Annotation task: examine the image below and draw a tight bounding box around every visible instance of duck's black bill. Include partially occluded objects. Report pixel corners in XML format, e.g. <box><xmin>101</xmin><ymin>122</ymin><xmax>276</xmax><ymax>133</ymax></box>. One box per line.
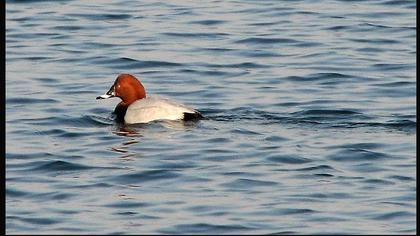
<box><xmin>96</xmin><ymin>85</ymin><xmax>115</xmax><ymax>100</ymax></box>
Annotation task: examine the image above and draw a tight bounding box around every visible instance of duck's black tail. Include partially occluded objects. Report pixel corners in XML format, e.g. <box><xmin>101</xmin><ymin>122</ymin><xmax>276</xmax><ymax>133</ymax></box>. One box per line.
<box><xmin>183</xmin><ymin>111</ymin><xmax>205</xmax><ymax>121</ymax></box>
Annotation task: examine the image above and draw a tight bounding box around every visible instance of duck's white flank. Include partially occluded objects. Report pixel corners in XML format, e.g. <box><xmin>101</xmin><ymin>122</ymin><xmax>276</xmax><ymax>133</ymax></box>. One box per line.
<box><xmin>125</xmin><ymin>96</ymin><xmax>197</xmax><ymax>124</ymax></box>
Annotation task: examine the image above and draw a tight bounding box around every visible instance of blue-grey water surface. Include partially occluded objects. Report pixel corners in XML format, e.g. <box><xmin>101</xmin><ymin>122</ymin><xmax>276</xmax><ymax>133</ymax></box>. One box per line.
<box><xmin>6</xmin><ymin>0</ymin><xmax>416</xmax><ymax>234</ymax></box>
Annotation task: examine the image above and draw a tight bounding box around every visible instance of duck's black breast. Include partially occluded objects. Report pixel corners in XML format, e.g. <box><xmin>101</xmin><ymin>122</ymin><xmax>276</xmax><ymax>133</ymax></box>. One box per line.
<box><xmin>114</xmin><ymin>102</ymin><xmax>128</xmax><ymax>123</ymax></box>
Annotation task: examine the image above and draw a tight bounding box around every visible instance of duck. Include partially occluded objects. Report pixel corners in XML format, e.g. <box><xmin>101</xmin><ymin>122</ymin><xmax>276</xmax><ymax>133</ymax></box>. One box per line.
<box><xmin>96</xmin><ymin>74</ymin><xmax>203</xmax><ymax>124</ymax></box>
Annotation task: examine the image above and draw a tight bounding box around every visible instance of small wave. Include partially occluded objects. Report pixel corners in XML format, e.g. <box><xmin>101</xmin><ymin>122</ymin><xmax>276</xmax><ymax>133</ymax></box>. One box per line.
<box><xmin>163</xmin><ymin>32</ymin><xmax>229</xmax><ymax>39</ymax></box>
<box><xmin>6</xmin><ymin>187</ymin><xmax>29</xmax><ymax>197</ymax></box>
<box><xmin>327</xmin><ymin>148</ymin><xmax>389</xmax><ymax>162</ymax></box>
<box><xmin>7</xmin><ymin>216</ymin><xmax>60</xmax><ymax>225</ymax></box>
<box><xmin>204</xmin><ymin>62</ymin><xmax>269</xmax><ymax>69</ymax></box>
<box><xmin>330</xmin><ymin>142</ymin><xmax>385</xmax><ymax>150</ymax></box>
<box><xmin>159</xmin><ymin>223</ymin><xmax>254</xmax><ymax>234</ymax></box>
<box><xmin>267</xmin><ymin>231</ymin><xmax>298</xmax><ymax>235</ymax></box>
<box><xmin>53</xmin><ymin>129</ymin><xmax>98</xmax><ymax>138</ymax></box>
<box><xmin>356</xmin><ymin>47</ymin><xmax>385</xmax><ymax>53</ymax></box>
<box><xmin>387</xmin><ymin>175</ymin><xmax>415</xmax><ymax>182</ymax></box>
<box><xmin>65</xmin><ymin>182</ymin><xmax>114</xmax><ymax>189</ymax></box>
<box><xmin>231</xmin><ymin>128</ymin><xmax>262</xmax><ymax>135</ymax></box>
<box><xmin>22</xmin><ymin>56</ymin><xmax>54</xmax><ymax>61</ymax></box>
<box><xmin>199</xmin><ymin>47</ymin><xmax>236</xmax><ymax>52</ymax></box>
<box><xmin>264</xmin><ymin>135</ymin><xmax>289</xmax><ymax>142</ymax></box>
<box><xmin>7</xmin><ymin>0</ymin><xmax>69</xmax><ymax>2</ymax></box>
<box><xmin>51</xmin><ymin>25</ymin><xmax>83</xmax><ymax>31</ymax></box>
<box><xmin>293</xmin><ymin>164</ymin><xmax>337</xmax><ymax>172</ymax></box>
<box><xmin>7</xmin><ymin>97</ymin><xmax>59</xmax><ymax>105</ymax></box>
<box><xmin>283</xmin><ymin>72</ymin><xmax>363</xmax><ymax>84</ymax></box>
<box><xmin>152</xmin><ymin>161</ymin><xmax>197</xmax><ymax>170</ymax></box>
<box><xmin>67</xmin><ymin>13</ymin><xmax>132</xmax><ymax>20</ymax></box>
<box><xmin>104</xmin><ymin>201</ymin><xmax>150</xmax><ymax>209</ymax></box>
<box><xmin>83</xmin><ymin>115</ymin><xmax>114</xmax><ymax>126</ymax></box>
<box><xmin>372</xmin><ymin>63</ymin><xmax>413</xmax><ymax>71</ymax></box>
<box><xmin>239</xmin><ymin>50</ymin><xmax>283</xmax><ymax>58</ymax></box>
<box><xmin>221</xmin><ymin>178</ymin><xmax>278</xmax><ymax>189</ymax></box>
<box><xmin>349</xmin><ymin>162</ymin><xmax>388</xmax><ymax>173</ymax></box>
<box><xmin>371</xmin><ymin>211</ymin><xmax>415</xmax><ymax>220</ymax></box>
<box><xmin>379</xmin><ymin>0</ymin><xmax>415</xmax><ymax>7</ymax></box>
<box><xmin>92</xmin><ymin>57</ymin><xmax>183</xmax><ymax>69</ymax></box>
<box><xmin>189</xmin><ymin>20</ymin><xmax>226</xmax><ymax>25</ymax></box>
<box><xmin>248</xmin><ymin>21</ymin><xmax>283</xmax><ymax>26</ymax></box>
<box><xmin>176</xmin><ymin>68</ymin><xmax>238</xmax><ymax>77</ymax></box>
<box><xmin>291</xmin><ymin>192</ymin><xmax>352</xmax><ymax>200</ymax></box>
<box><xmin>9</xmin><ymin>32</ymin><xmax>63</xmax><ymax>42</ymax></box>
<box><xmin>373</xmin><ymin>81</ymin><xmax>415</xmax><ymax>87</ymax></box>
<box><xmin>15</xmin><ymin>114</ymin><xmax>114</xmax><ymax>128</ymax></box>
<box><xmin>34</xmin><ymin>77</ymin><xmax>59</xmax><ymax>84</ymax></box>
<box><xmin>6</xmin><ymin>152</ymin><xmax>55</xmax><ymax>160</ymax></box>
<box><xmin>290</xmin><ymin>109</ymin><xmax>372</xmax><ymax>124</ymax></box>
<box><xmin>362</xmin><ymin>178</ymin><xmax>394</xmax><ymax>185</ymax></box>
<box><xmin>266</xmin><ymin>154</ymin><xmax>312</xmax><ymax>164</ymax></box>
<box><xmin>109</xmin><ymin>169</ymin><xmax>181</xmax><ymax>185</ymax></box>
<box><xmin>31</xmin><ymin>191</ymin><xmax>76</xmax><ymax>200</ymax></box>
<box><xmin>259</xmin><ymin>208</ymin><xmax>317</xmax><ymax>216</ymax></box>
<box><xmin>383</xmin><ymin>119</ymin><xmax>416</xmax><ymax>130</ymax></box>
<box><xmin>30</xmin><ymin>160</ymin><xmax>94</xmax><ymax>172</ymax></box>
<box><xmin>236</xmin><ymin>37</ymin><xmax>300</xmax><ymax>45</ymax></box>
<box><xmin>344</xmin><ymin>120</ymin><xmax>416</xmax><ymax>133</ymax></box>
<box><xmin>349</xmin><ymin>38</ymin><xmax>400</xmax><ymax>44</ymax></box>
<box><xmin>324</xmin><ymin>25</ymin><xmax>352</xmax><ymax>31</ymax></box>
<box><xmin>292</xmin><ymin>109</ymin><xmax>362</xmax><ymax>117</ymax></box>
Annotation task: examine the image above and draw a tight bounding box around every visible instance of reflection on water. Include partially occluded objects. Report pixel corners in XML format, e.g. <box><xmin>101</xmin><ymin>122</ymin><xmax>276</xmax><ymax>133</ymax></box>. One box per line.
<box><xmin>110</xmin><ymin>120</ymin><xmax>202</xmax><ymax>156</ymax></box>
<box><xmin>112</xmin><ymin>125</ymin><xmax>143</xmax><ymax>137</ymax></box>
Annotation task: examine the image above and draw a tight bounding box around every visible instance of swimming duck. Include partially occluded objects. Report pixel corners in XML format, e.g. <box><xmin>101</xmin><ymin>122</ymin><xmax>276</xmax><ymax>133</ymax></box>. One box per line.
<box><xmin>97</xmin><ymin>74</ymin><xmax>203</xmax><ymax>124</ymax></box>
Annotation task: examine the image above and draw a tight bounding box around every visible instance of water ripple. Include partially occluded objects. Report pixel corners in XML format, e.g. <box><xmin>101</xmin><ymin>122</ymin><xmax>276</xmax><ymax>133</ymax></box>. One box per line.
<box><xmin>327</xmin><ymin>148</ymin><xmax>389</xmax><ymax>162</ymax></box>
<box><xmin>29</xmin><ymin>160</ymin><xmax>95</xmax><ymax>172</ymax></box>
<box><xmin>159</xmin><ymin>223</ymin><xmax>255</xmax><ymax>234</ymax></box>
<box><xmin>266</xmin><ymin>154</ymin><xmax>313</xmax><ymax>164</ymax></box>
<box><xmin>108</xmin><ymin>170</ymin><xmax>181</xmax><ymax>185</ymax></box>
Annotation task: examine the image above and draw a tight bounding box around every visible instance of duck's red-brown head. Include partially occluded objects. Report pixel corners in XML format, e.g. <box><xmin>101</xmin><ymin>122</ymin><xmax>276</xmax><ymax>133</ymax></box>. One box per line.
<box><xmin>97</xmin><ymin>74</ymin><xmax>146</xmax><ymax>105</ymax></box>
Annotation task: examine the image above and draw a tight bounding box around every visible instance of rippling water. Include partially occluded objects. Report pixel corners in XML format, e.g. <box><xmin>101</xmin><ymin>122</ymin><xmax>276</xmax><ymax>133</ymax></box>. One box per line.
<box><xmin>6</xmin><ymin>0</ymin><xmax>416</xmax><ymax>234</ymax></box>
